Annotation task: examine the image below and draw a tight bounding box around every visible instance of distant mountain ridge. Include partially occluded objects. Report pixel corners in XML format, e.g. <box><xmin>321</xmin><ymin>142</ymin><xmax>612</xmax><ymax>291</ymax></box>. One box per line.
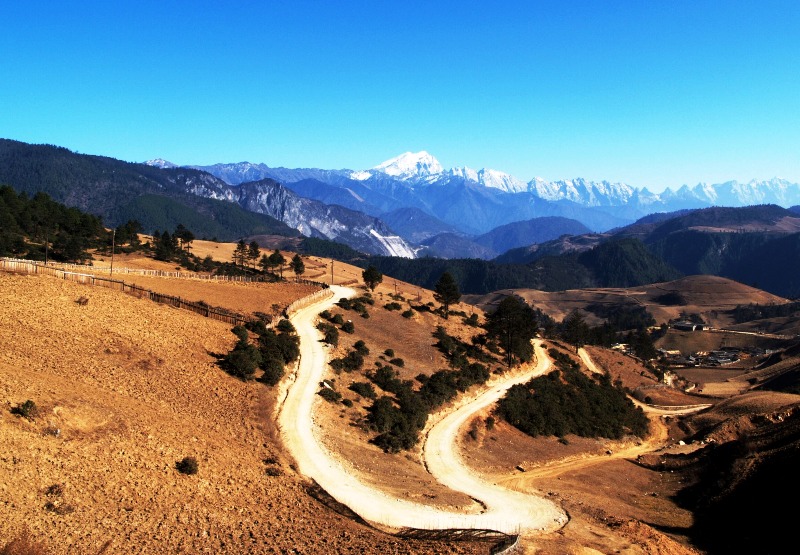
<box><xmin>179</xmin><ymin>151</ymin><xmax>800</xmax><ymax>213</ymax></box>
<box><xmin>174</xmin><ymin>152</ymin><xmax>800</xmax><ymax>238</ymax></box>
<box><xmin>0</xmin><ymin>139</ymin><xmax>413</xmax><ymax>257</ymax></box>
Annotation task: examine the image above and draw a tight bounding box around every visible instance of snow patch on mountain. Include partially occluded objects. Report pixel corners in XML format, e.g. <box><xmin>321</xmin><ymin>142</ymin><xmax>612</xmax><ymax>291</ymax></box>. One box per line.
<box><xmin>350</xmin><ymin>170</ymin><xmax>373</xmax><ymax>181</ymax></box>
<box><xmin>527</xmin><ymin>178</ymin><xmax>636</xmax><ymax>206</ymax></box>
<box><xmin>369</xmin><ymin>230</ymin><xmax>416</xmax><ymax>258</ymax></box>
<box><xmin>373</xmin><ymin>151</ymin><xmax>443</xmax><ymax>181</ymax></box>
<box><xmin>145</xmin><ymin>158</ymin><xmax>177</xmax><ymax>169</ymax></box>
<box><xmin>451</xmin><ymin>167</ymin><xmax>527</xmax><ymax>193</ymax></box>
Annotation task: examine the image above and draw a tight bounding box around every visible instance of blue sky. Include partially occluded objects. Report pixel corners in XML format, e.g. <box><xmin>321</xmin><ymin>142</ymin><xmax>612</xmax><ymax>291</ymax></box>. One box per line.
<box><xmin>2</xmin><ymin>1</ymin><xmax>798</xmax><ymax>191</ymax></box>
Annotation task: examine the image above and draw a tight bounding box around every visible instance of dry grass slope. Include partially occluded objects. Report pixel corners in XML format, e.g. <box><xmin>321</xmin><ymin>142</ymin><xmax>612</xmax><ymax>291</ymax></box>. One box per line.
<box><xmin>0</xmin><ymin>271</ymin><xmax>482</xmax><ymax>555</ymax></box>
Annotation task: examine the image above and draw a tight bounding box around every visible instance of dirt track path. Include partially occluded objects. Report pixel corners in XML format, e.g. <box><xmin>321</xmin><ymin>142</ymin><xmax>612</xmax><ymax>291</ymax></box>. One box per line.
<box><xmin>278</xmin><ymin>286</ymin><xmax>566</xmax><ymax>534</ymax></box>
<box><xmin>421</xmin><ymin>339</ymin><xmax>567</xmax><ymax>533</ymax></box>
<box><xmin>491</xmin><ymin>348</ymin><xmax>711</xmax><ymax>489</ymax></box>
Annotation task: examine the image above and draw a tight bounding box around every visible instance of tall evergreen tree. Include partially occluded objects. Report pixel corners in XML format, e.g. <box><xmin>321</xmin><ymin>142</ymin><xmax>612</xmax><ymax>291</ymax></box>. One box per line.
<box><xmin>433</xmin><ymin>271</ymin><xmax>461</xmax><ymax>319</ymax></box>
<box><xmin>561</xmin><ymin>310</ymin><xmax>590</xmax><ymax>353</ymax></box>
<box><xmin>290</xmin><ymin>253</ymin><xmax>305</xmax><ymax>278</ymax></box>
<box><xmin>248</xmin><ymin>241</ymin><xmax>261</xmax><ymax>268</ymax></box>
<box><xmin>233</xmin><ymin>239</ymin><xmax>249</xmax><ymax>267</ymax></box>
<box><xmin>268</xmin><ymin>249</ymin><xmax>285</xmax><ymax>278</ymax></box>
<box><xmin>485</xmin><ymin>295</ymin><xmax>538</xmax><ymax>367</ymax></box>
<box><xmin>362</xmin><ymin>265</ymin><xmax>383</xmax><ymax>291</ymax></box>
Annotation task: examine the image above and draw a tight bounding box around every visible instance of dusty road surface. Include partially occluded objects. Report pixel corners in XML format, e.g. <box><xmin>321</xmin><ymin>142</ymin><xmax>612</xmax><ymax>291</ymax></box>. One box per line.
<box><xmin>278</xmin><ymin>286</ymin><xmax>566</xmax><ymax>534</ymax></box>
<box><xmin>422</xmin><ymin>339</ymin><xmax>567</xmax><ymax>534</ymax></box>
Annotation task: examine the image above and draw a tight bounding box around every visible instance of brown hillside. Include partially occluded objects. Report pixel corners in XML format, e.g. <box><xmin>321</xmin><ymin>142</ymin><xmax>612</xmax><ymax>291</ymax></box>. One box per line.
<box><xmin>466</xmin><ymin>275</ymin><xmax>788</xmax><ymax>328</ymax></box>
<box><xmin>0</xmin><ymin>272</ymin><xmax>481</xmax><ymax>555</ymax></box>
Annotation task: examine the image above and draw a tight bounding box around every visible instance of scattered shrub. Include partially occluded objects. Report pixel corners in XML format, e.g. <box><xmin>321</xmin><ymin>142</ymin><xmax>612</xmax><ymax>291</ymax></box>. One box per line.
<box><xmin>45</xmin><ymin>484</ymin><xmax>63</xmax><ymax>497</ymax></box>
<box><xmin>223</xmin><ymin>341</ymin><xmax>262</xmax><ymax>380</ymax></box>
<box><xmin>259</xmin><ymin>356</ymin><xmax>285</xmax><ymax>386</ymax></box>
<box><xmin>349</xmin><ymin>381</ymin><xmax>377</xmax><ymax>399</ymax></box>
<box><xmin>330</xmin><ymin>351</ymin><xmax>364</xmax><ymax>372</ymax></box>
<box><xmin>11</xmin><ymin>400</ymin><xmax>39</xmax><ymax>419</ymax></box>
<box><xmin>317</xmin><ymin>322</ymin><xmax>339</xmax><ymax>346</ymax></box>
<box><xmin>401</xmin><ymin>309</ymin><xmax>414</xmax><ymax>318</ymax></box>
<box><xmin>264</xmin><ymin>466</ymin><xmax>283</xmax><ymax>477</ymax></box>
<box><xmin>332</xmin><ymin>314</ymin><xmax>344</xmax><ymax>325</ymax></box>
<box><xmin>384</xmin><ymin>348</ymin><xmax>395</xmax><ymax>357</ymax></box>
<box><xmin>388</xmin><ymin>357</ymin><xmax>405</xmax><ymax>367</ymax></box>
<box><xmin>341</xmin><ymin>321</ymin><xmax>355</xmax><ymax>333</ymax></box>
<box><xmin>276</xmin><ymin>319</ymin><xmax>296</xmax><ymax>333</ymax></box>
<box><xmin>318</xmin><ymin>388</ymin><xmax>342</xmax><ymax>403</ymax></box>
<box><xmin>231</xmin><ymin>325</ymin><xmax>249</xmax><ymax>342</ymax></box>
<box><xmin>342</xmin><ymin>399</ymin><xmax>353</xmax><ymax>407</ymax></box>
<box><xmin>176</xmin><ymin>456</ymin><xmax>199</xmax><ymax>475</ymax></box>
<box><xmin>486</xmin><ymin>416</ymin><xmax>495</xmax><ymax>430</ymax></box>
<box><xmin>384</xmin><ymin>302</ymin><xmax>402</xmax><ymax>311</ymax></box>
<box><xmin>353</xmin><ymin>340</ymin><xmax>369</xmax><ymax>355</ymax></box>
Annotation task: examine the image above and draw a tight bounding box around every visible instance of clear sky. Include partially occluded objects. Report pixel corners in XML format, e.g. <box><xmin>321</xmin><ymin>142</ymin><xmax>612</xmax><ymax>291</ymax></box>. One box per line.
<box><xmin>2</xmin><ymin>1</ymin><xmax>799</xmax><ymax>191</ymax></box>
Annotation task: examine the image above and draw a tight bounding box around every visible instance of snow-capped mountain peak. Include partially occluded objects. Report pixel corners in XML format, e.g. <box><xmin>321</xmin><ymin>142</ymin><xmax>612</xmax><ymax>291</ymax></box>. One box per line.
<box><xmin>373</xmin><ymin>151</ymin><xmax>443</xmax><ymax>180</ymax></box>
<box><xmin>145</xmin><ymin>158</ymin><xmax>178</xmax><ymax>169</ymax></box>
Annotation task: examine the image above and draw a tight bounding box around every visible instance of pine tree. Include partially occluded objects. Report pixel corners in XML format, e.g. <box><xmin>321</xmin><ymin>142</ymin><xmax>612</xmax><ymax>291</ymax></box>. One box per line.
<box><xmin>268</xmin><ymin>249</ymin><xmax>285</xmax><ymax>278</ymax></box>
<box><xmin>362</xmin><ymin>265</ymin><xmax>383</xmax><ymax>291</ymax></box>
<box><xmin>433</xmin><ymin>271</ymin><xmax>461</xmax><ymax>319</ymax></box>
<box><xmin>290</xmin><ymin>253</ymin><xmax>305</xmax><ymax>278</ymax></box>
<box><xmin>248</xmin><ymin>241</ymin><xmax>261</xmax><ymax>268</ymax></box>
<box><xmin>233</xmin><ymin>239</ymin><xmax>248</xmax><ymax>267</ymax></box>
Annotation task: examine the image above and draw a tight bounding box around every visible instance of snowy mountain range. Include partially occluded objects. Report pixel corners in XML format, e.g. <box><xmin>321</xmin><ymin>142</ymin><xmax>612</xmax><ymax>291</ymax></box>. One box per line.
<box><xmin>154</xmin><ymin>151</ymin><xmax>800</xmax><ymax>214</ymax></box>
<box><xmin>146</xmin><ymin>151</ymin><xmax>800</xmax><ymax>255</ymax></box>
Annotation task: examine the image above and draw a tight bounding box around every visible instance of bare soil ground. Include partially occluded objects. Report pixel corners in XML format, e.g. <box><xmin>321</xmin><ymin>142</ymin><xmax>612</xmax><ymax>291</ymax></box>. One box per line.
<box><xmin>5</xmin><ymin>245</ymin><xmax>797</xmax><ymax>555</ymax></box>
<box><xmin>0</xmin><ymin>272</ymin><xmax>483</xmax><ymax>555</ymax></box>
<box><xmin>465</xmin><ymin>275</ymin><xmax>788</xmax><ymax>328</ymax></box>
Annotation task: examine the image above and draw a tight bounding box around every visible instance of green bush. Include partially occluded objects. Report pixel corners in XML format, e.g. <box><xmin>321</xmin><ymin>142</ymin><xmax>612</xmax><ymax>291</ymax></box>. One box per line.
<box><xmin>318</xmin><ymin>388</ymin><xmax>342</xmax><ymax>403</ymax></box>
<box><xmin>384</xmin><ymin>348</ymin><xmax>395</xmax><ymax>357</ymax></box>
<box><xmin>176</xmin><ymin>456</ymin><xmax>199</xmax><ymax>475</ymax></box>
<box><xmin>332</xmin><ymin>314</ymin><xmax>344</xmax><ymax>325</ymax></box>
<box><xmin>259</xmin><ymin>356</ymin><xmax>285</xmax><ymax>386</ymax></box>
<box><xmin>317</xmin><ymin>322</ymin><xmax>339</xmax><ymax>346</ymax></box>
<box><xmin>330</xmin><ymin>351</ymin><xmax>364</xmax><ymax>372</ymax></box>
<box><xmin>276</xmin><ymin>319</ymin><xmax>296</xmax><ymax>334</ymax></box>
<box><xmin>341</xmin><ymin>321</ymin><xmax>355</xmax><ymax>333</ymax></box>
<box><xmin>11</xmin><ymin>399</ymin><xmax>38</xmax><ymax>419</ymax></box>
<box><xmin>401</xmin><ymin>309</ymin><xmax>414</xmax><ymax>318</ymax></box>
<box><xmin>349</xmin><ymin>381</ymin><xmax>377</xmax><ymax>399</ymax></box>
<box><xmin>353</xmin><ymin>340</ymin><xmax>369</xmax><ymax>355</ymax></box>
<box><xmin>384</xmin><ymin>302</ymin><xmax>402</xmax><ymax>311</ymax></box>
<box><xmin>388</xmin><ymin>357</ymin><xmax>404</xmax><ymax>367</ymax></box>
<box><xmin>223</xmin><ymin>341</ymin><xmax>262</xmax><ymax>380</ymax></box>
<box><xmin>231</xmin><ymin>325</ymin><xmax>249</xmax><ymax>341</ymax></box>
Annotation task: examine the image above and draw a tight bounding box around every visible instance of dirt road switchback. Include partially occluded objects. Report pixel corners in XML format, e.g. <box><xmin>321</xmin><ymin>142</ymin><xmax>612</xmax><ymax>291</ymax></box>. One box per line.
<box><xmin>278</xmin><ymin>286</ymin><xmax>566</xmax><ymax>535</ymax></box>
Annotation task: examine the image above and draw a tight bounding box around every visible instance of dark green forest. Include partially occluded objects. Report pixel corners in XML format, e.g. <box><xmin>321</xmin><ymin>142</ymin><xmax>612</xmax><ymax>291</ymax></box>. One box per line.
<box><xmin>497</xmin><ymin>348</ymin><xmax>649</xmax><ymax>439</ymax></box>
<box><xmin>0</xmin><ymin>185</ymin><xmax>106</xmax><ymax>262</ymax></box>
<box><xmin>0</xmin><ymin>139</ymin><xmax>296</xmax><ymax>242</ymax></box>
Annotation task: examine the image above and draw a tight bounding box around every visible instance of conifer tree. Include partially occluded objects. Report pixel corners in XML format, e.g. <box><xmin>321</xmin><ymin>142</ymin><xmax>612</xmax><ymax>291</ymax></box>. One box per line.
<box><xmin>433</xmin><ymin>271</ymin><xmax>461</xmax><ymax>319</ymax></box>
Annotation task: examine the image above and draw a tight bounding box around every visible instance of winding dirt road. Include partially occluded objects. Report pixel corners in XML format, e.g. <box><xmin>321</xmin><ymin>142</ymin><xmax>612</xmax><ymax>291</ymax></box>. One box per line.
<box><xmin>278</xmin><ymin>285</ymin><xmax>566</xmax><ymax>534</ymax></box>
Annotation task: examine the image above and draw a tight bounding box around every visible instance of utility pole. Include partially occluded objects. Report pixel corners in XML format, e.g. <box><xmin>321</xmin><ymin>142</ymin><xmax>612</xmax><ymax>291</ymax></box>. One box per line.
<box><xmin>330</xmin><ymin>261</ymin><xmax>334</xmax><ymax>286</ymax></box>
<box><xmin>110</xmin><ymin>229</ymin><xmax>115</xmax><ymax>276</ymax></box>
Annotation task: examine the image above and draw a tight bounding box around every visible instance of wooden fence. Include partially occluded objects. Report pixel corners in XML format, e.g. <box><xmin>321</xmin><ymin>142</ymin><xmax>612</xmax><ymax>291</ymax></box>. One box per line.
<box><xmin>284</xmin><ymin>288</ymin><xmax>335</xmax><ymax>318</ymax></box>
<box><xmin>0</xmin><ymin>257</ymin><xmax>255</xmax><ymax>327</ymax></box>
<box><xmin>35</xmin><ymin>259</ymin><xmax>331</xmax><ymax>288</ymax></box>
